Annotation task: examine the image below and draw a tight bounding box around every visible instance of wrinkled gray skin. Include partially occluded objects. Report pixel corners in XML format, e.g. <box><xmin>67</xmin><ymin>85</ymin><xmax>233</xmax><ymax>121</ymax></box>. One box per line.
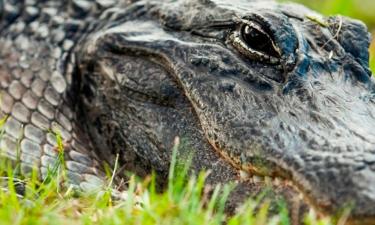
<box><xmin>1</xmin><ymin>0</ymin><xmax>375</xmax><ymax>223</ymax></box>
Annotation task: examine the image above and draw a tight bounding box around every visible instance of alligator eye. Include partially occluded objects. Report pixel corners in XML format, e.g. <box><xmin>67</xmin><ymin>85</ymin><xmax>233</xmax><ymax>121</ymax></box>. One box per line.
<box><xmin>232</xmin><ymin>22</ymin><xmax>281</xmax><ymax>63</ymax></box>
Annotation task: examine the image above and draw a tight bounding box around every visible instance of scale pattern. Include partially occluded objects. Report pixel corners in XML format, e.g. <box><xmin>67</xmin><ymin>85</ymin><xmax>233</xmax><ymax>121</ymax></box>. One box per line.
<box><xmin>0</xmin><ymin>0</ymin><xmax>121</xmax><ymax>190</ymax></box>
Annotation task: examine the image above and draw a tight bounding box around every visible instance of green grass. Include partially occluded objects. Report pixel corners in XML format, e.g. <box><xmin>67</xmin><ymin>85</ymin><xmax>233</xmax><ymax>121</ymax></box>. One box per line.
<box><xmin>370</xmin><ymin>42</ymin><xmax>375</xmax><ymax>73</ymax></box>
<box><xmin>0</xmin><ymin>118</ymin><xmax>336</xmax><ymax>225</ymax></box>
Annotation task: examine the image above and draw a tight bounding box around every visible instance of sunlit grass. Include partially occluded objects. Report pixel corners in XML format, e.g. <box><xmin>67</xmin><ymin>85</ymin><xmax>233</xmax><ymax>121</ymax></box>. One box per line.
<box><xmin>0</xmin><ymin>150</ymin><xmax>276</xmax><ymax>225</ymax></box>
<box><xmin>370</xmin><ymin>40</ymin><xmax>375</xmax><ymax>74</ymax></box>
<box><xmin>0</xmin><ymin>116</ymin><xmax>335</xmax><ymax>225</ymax></box>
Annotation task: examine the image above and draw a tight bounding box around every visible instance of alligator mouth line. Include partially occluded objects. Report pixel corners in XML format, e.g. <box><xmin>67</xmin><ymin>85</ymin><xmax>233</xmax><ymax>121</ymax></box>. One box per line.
<box><xmin>203</xmin><ymin>129</ymin><xmax>375</xmax><ymax>225</ymax></box>
<box><xmin>238</xmin><ymin>169</ymin><xmax>294</xmax><ymax>188</ymax></box>
<box><xmin>205</xmin><ymin>138</ymin><xmax>341</xmax><ymax>219</ymax></box>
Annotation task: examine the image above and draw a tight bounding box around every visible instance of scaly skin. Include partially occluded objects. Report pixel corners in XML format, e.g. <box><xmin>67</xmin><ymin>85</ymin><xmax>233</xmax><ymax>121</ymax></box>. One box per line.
<box><xmin>1</xmin><ymin>0</ymin><xmax>375</xmax><ymax>223</ymax></box>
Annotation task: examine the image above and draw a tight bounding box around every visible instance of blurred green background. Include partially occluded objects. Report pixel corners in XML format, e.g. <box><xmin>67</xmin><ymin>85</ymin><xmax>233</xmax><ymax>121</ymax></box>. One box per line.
<box><xmin>280</xmin><ymin>0</ymin><xmax>375</xmax><ymax>73</ymax></box>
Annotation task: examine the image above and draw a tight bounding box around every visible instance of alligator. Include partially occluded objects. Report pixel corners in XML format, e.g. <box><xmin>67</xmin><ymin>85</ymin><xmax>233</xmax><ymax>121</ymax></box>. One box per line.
<box><xmin>1</xmin><ymin>0</ymin><xmax>375</xmax><ymax>223</ymax></box>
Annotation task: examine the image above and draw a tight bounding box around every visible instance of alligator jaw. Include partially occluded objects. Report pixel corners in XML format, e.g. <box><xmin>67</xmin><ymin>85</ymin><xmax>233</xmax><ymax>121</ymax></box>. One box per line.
<box><xmin>235</xmin><ymin>169</ymin><xmax>375</xmax><ymax>225</ymax></box>
<box><xmin>207</xmin><ymin>130</ymin><xmax>375</xmax><ymax>224</ymax></box>
<box><xmin>233</xmin><ymin>154</ymin><xmax>375</xmax><ymax>225</ymax></box>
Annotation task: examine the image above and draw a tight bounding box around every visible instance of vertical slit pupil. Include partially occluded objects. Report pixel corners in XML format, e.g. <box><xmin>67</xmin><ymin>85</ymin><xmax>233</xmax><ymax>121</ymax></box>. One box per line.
<box><xmin>241</xmin><ymin>25</ymin><xmax>279</xmax><ymax>57</ymax></box>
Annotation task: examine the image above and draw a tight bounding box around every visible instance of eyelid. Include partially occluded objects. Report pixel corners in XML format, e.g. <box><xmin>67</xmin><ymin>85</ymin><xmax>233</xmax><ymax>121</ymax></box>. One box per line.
<box><xmin>231</xmin><ymin>20</ymin><xmax>281</xmax><ymax>64</ymax></box>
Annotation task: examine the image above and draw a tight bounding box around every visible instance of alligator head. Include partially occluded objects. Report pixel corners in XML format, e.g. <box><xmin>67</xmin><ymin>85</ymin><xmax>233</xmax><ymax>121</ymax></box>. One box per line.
<box><xmin>78</xmin><ymin>0</ymin><xmax>375</xmax><ymax>223</ymax></box>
